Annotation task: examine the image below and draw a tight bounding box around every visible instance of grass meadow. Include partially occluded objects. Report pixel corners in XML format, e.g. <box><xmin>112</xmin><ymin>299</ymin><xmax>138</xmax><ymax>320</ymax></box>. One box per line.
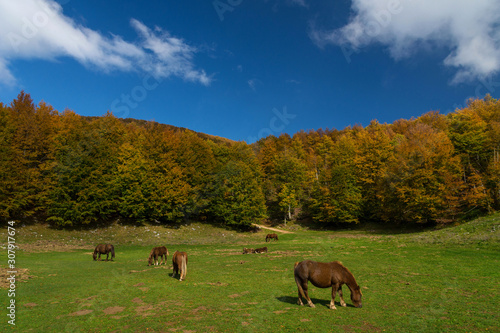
<box><xmin>2</xmin><ymin>214</ymin><xmax>499</xmax><ymax>332</ymax></box>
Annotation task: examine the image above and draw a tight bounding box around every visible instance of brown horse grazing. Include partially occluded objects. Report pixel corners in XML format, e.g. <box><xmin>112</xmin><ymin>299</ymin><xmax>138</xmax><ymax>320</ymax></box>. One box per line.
<box><xmin>294</xmin><ymin>260</ymin><xmax>362</xmax><ymax>310</ymax></box>
<box><xmin>172</xmin><ymin>251</ymin><xmax>188</xmax><ymax>281</ymax></box>
<box><xmin>254</xmin><ymin>246</ymin><xmax>268</xmax><ymax>254</ymax></box>
<box><xmin>148</xmin><ymin>246</ymin><xmax>169</xmax><ymax>266</ymax></box>
<box><xmin>242</xmin><ymin>248</ymin><xmax>255</xmax><ymax>254</ymax></box>
<box><xmin>265</xmin><ymin>233</ymin><xmax>278</xmax><ymax>242</ymax></box>
<box><xmin>93</xmin><ymin>244</ymin><xmax>115</xmax><ymax>261</ymax></box>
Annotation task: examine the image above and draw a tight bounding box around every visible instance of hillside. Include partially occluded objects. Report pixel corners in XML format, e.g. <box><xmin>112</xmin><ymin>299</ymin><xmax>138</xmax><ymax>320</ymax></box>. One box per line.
<box><xmin>1</xmin><ymin>92</ymin><xmax>499</xmax><ymax>229</ymax></box>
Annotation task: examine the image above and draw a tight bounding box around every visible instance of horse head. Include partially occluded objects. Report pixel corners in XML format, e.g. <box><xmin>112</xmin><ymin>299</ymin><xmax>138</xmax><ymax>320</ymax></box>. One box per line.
<box><xmin>350</xmin><ymin>285</ymin><xmax>363</xmax><ymax>308</ymax></box>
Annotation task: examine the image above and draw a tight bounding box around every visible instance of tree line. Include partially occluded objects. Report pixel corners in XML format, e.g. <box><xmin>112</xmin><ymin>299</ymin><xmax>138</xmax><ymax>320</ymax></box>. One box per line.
<box><xmin>1</xmin><ymin>91</ymin><xmax>499</xmax><ymax>228</ymax></box>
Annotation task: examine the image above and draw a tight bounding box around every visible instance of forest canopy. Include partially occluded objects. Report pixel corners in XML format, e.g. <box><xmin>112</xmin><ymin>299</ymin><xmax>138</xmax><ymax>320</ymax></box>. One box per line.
<box><xmin>1</xmin><ymin>91</ymin><xmax>499</xmax><ymax>228</ymax></box>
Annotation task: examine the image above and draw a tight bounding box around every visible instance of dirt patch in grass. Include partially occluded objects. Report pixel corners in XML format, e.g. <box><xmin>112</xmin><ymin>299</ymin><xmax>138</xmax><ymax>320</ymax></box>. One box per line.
<box><xmin>135</xmin><ymin>304</ymin><xmax>155</xmax><ymax>317</ymax></box>
<box><xmin>129</xmin><ymin>269</ymin><xmax>149</xmax><ymax>274</ymax></box>
<box><xmin>103</xmin><ymin>306</ymin><xmax>125</xmax><ymax>315</ymax></box>
<box><xmin>191</xmin><ymin>306</ymin><xmax>210</xmax><ymax>314</ymax></box>
<box><xmin>24</xmin><ymin>303</ymin><xmax>38</xmax><ymax>307</ymax></box>
<box><xmin>0</xmin><ymin>267</ymin><xmax>35</xmax><ymax>289</ymax></box>
<box><xmin>18</xmin><ymin>240</ymin><xmax>91</xmax><ymax>253</ymax></box>
<box><xmin>68</xmin><ymin>309</ymin><xmax>94</xmax><ymax>316</ymax></box>
<box><xmin>228</xmin><ymin>291</ymin><xmax>250</xmax><ymax>299</ymax></box>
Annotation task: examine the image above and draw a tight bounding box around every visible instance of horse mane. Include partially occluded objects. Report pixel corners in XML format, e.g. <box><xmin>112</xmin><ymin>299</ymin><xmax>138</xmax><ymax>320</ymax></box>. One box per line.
<box><xmin>333</xmin><ymin>261</ymin><xmax>360</xmax><ymax>290</ymax></box>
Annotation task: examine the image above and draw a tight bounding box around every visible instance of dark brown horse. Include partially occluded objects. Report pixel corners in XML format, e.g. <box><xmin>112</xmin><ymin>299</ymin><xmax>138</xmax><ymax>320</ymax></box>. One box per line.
<box><xmin>294</xmin><ymin>260</ymin><xmax>362</xmax><ymax>309</ymax></box>
<box><xmin>93</xmin><ymin>244</ymin><xmax>115</xmax><ymax>261</ymax></box>
<box><xmin>148</xmin><ymin>246</ymin><xmax>169</xmax><ymax>266</ymax></box>
<box><xmin>254</xmin><ymin>246</ymin><xmax>268</xmax><ymax>254</ymax></box>
<box><xmin>242</xmin><ymin>248</ymin><xmax>255</xmax><ymax>254</ymax></box>
<box><xmin>172</xmin><ymin>251</ymin><xmax>188</xmax><ymax>281</ymax></box>
<box><xmin>265</xmin><ymin>233</ymin><xmax>278</xmax><ymax>242</ymax></box>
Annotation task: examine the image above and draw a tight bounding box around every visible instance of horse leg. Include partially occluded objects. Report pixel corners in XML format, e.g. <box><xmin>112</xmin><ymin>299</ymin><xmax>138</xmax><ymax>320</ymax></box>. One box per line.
<box><xmin>338</xmin><ymin>286</ymin><xmax>346</xmax><ymax>307</ymax></box>
<box><xmin>329</xmin><ymin>284</ymin><xmax>339</xmax><ymax>310</ymax></box>
<box><xmin>296</xmin><ymin>277</ymin><xmax>315</xmax><ymax>308</ymax></box>
<box><xmin>296</xmin><ymin>286</ymin><xmax>304</xmax><ymax>306</ymax></box>
<box><xmin>173</xmin><ymin>263</ymin><xmax>178</xmax><ymax>278</ymax></box>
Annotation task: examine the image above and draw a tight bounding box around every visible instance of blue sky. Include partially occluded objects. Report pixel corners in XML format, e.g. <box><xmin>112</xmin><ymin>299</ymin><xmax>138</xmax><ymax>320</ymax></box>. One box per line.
<box><xmin>1</xmin><ymin>0</ymin><xmax>499</xmax><ymax>143</ymax></box>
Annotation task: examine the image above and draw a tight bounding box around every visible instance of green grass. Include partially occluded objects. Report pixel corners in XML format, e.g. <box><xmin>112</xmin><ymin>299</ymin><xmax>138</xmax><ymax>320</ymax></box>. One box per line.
<box><xmin>2</xmin><ymin>215</ymin><xmax>499</xmax><ymax>332</ymax></box>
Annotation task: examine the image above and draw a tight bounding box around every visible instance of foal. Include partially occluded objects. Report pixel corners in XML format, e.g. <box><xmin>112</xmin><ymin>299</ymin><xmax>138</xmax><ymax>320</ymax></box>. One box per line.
<box><xmin>148</xmin><ymin>246</ymin><xmax>169</xmax><ymax>266</ymax></box>
<box><xmin>93</xmin><ymin>244</ymin><xmax>115</xmax><ymax>261</ymax></box>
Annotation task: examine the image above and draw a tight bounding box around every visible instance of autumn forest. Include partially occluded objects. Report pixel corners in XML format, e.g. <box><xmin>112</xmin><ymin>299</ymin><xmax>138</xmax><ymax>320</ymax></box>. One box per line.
<box><xmin>1</xmin><ymin>92</ymin><xmax>499</xmax><ymax>228</ymax></box>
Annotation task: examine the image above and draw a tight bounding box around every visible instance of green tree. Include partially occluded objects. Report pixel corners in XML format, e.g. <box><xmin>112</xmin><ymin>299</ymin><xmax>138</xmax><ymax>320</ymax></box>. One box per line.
<box><xmin>308</xmin><ymin>133</ymin><xmax>362</xmax><ymax>224</ymax></box>
<box><xmin>208</xmin><ymin>143</ymin><xmax>266</xmax><ymax>227</ymax></box>
<box><xmin>47</xmin><ymin>112</ymin><xmax>124</xmax><ymax>226</ymax></box>
<box><xmin>278</xmin><ymin>184</ymin><xmax>298</xmax><ymax>224</ymax></box>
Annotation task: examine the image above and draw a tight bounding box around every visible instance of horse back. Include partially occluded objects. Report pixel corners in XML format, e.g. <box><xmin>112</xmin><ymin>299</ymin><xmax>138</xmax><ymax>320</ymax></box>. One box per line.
<box><xmin>295</xmin><ymin>260</ymin><xmax>348</xmax><ymax>288</ymax></box>
<box><xmin>159</xmin><ymin>246</ymin><xmax>168</xmax><ymax>256</ymax></box>
<box><xmin>173</xmin><ymin>251</ymin><xmax>187</xmax><ymax>263</ymax></box>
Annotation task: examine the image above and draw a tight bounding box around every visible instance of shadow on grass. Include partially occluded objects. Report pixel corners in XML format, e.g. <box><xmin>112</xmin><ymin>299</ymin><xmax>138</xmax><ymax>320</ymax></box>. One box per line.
<box><xmin>277</xmin><ymin>296</ymin><xmax>329</xmax><ymax>308</ymax></box>
<box><xmin>289</xmin><ymin>217</ymin><xmax>438</xmax><ymax>236</ymax></box>
<box><xmin>277</xmin><ymin>296</ymin><xmax>359</xmax><ymax>309</ymax></box>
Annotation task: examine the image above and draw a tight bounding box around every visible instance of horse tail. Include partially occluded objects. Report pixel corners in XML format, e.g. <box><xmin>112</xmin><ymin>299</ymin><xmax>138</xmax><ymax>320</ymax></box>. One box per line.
<box><xmin>181</xmin><ymin>255</ymin><xmax>187</xmax><ymax>280</ymax></box>
<box><xmin>180</xmin><ymin>254</ymin><xmax>187</xmax><ymax>281</ymax></box>
<box><xmin>295</xmin><ymin>276</ymin><xmax>307</xmax><ymax>299</ymax></box>
<box><xmin>294</xmin><ymin>262</ymin><xmax>308</xmax><ymax>301</ymax></box>
<box><xmin>110</xmin><ymin>245</ymin><xmax>115</xmax><ymax>259</ymax></box>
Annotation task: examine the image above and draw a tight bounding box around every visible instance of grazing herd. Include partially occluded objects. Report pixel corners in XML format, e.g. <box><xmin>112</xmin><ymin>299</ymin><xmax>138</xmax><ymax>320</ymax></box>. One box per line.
<box><xmin>92</xmin><ymin>232</ymin><xmax>363</xmax><ymax>309</ymax></box>
<box><xmin>93</xmin><ymin>243</ymin><xmax>187</xmax><ymax>281</ymax></box>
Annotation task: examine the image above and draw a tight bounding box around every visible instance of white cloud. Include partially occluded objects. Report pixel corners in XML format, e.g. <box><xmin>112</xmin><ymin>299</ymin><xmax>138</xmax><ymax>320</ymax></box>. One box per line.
<box><xmin>248</xmin><ymin>79</ymin><xmax>257</xmax><ymax>90</ymax></box>
<box><xmin>0</xmin><ymin>59</ymin><xmax>16</xmax><ymax>86</ymax></box>
<box><xmin>0</xmin><ymin>0</ymin><xmax>210</xmax><ymax>86</ymax></box>
<box><xmin>310</xmin><ymin>0</ymin><xmax>500</xmax><ymax>83</ymax></box>
<box><xmin>247</xmin><ymin>78</ymin><xmax>263</xmax><ymax>91</ymax></box>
